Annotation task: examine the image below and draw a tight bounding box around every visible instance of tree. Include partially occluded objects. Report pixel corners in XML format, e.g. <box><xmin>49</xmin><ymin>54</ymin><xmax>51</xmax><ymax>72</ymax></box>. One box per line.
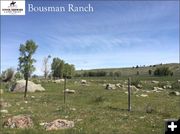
<box><xmin>42</xmin><ymin>55</ymin><xmax>51</xmax><ymax>79</ymax></box>
<box><xmin>136</xmin><ymin>71</ymin><xmax>139</xmax><ymax>75</ymax></box>
<box><xmin>14</xmin><ymin>71</ymin><xmax>23</xmax><ymax>80</ymax></box>
<box><xmin>154</xmin><ymin>67</ymin><xmax>172</xmax><ymax>76</ymax></box>
<box><xmin>148</xmin><ymin>69</ymin><xmax>152</xmax><ymax>75</ymax></box>
<box><xmin>1</xmin><ymin>68</ymin><xmax>14</xmax><ymax>82</ymax></box>
<box><xmin>51</xmin><ymin>58</ymin><xmax>65</xmax><ymax>79</ymax></box>
<box><xmin>18</xmin><ymin>40</ymin><xmax>38</xmax><ymax>98</ymax></box>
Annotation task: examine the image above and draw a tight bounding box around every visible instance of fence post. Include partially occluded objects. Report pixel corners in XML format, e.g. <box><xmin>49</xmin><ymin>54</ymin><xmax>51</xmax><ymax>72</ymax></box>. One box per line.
<box><xmin>128</xmin><ymin>77</ymin><xmax>131</xmax><ymax>111</ymax></box>
<box><xmin>64</xmin><ymin>77</ymin><xmax>67</xmax><ymax>104</ymax></box>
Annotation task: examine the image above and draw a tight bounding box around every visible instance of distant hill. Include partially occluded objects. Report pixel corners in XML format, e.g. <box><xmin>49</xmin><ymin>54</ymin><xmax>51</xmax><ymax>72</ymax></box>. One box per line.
<box><xmin>76</xmin><ymin>63</ymin><xmax>180</xmax><ymax>76</ymax></box>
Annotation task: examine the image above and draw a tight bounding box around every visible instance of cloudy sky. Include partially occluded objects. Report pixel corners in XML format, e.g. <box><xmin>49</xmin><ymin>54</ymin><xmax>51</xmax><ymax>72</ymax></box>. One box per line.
<box><xmin>1</xmin><ymin>0</ymin><xmax>179</xmax><ymax>75</ymax></box>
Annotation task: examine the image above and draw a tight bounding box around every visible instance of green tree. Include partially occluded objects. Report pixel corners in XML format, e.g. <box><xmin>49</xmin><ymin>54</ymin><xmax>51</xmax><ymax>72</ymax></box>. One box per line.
<box><xmin>14</xmin><ymin>71</ymin><xmax>23</xmax><ymax>80</ymax></box>
<box><xmin>64</xmin><ymin>64</ymin><xmax>75</xmax><ymax>78</ymax></box>
<box><xmin>51</xmin><ymin>58</ymin><xmax>64</xmax><ymax>79</ymax></box>
<box><xmin>18</xmin><ymin>40</ymin><xmax>38</xmax><ymax>98</ymax></box>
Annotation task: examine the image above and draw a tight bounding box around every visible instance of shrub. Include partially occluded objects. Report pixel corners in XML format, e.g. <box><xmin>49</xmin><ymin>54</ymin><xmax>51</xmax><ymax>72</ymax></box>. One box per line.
<box><xmin>158</xmin><ymin>82</ymin><xmax>167</xmax><ymax>88</ymax></box>
<box><xmin>94</xmin><ymin>96</ymin><xmax>106</xmax><ymax>103</ymax></box>
<box><xmin>14</xmin><ymin>71</ymin><xmax>23</xmax><ymax>80</ymax></box>
<box><xmin>148</xmin><ymin>70</ymin><xmax>152</xmax><ymax>75</ymax></box>
<box><xmin>131</xmin><ymin>79</ymin><xmax>141</xmax><ymax>87</ymax></box>
<box><xmin>171</xmin><ymin>81</ymin><xmax>180</xmax><ymax>91</ymax></box>
<box><xmin>1</xmin><ymin>68</ymin><xmax>14</xmax><ymax>82</ymax></box>
<box><xmin>154</xmin><ymin>67</ymin><xmax>172</xmax><ymax>76</ymax></box>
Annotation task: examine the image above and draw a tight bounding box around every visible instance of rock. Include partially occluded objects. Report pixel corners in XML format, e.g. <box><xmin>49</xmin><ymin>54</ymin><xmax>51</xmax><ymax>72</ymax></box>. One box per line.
<box><xmin>105</xmin><ymin>84</ymin><xmax>116</xmax><ymax>90</ymax></box>
<box><xmin>31</xmin><ymin>96</ymin><xmax>35</xmax><ymax>99</ymax></box>
<box><xmin>11</xmin><ymin>80</ymin><xmax>45</xmax><ymax>92</ymax></box>
<box><xmin>64</xmin><ymin>89</ymin><xmax>75</xmax><ymax>94</ymax></box>
<box><xmin>137</xmin><ymin>84</ymin><xmax>143</xmax><ymax>89</ymax></box>
<box><xmin>76</xmin><ymin>119</ymin><xmax>83</xmax><ymax>122</ymax></box>
<box><xmin>0</xmin><ymin>109</ymin><xmax>8</xmax><ymax>113</ymax></box>
<box><xmin>39</xmin><ymin>122</ymin><xmax>47</xmax><ymax>126</ymax></box>
<box><xmin>131</xmin><ymin>85</ymin><xmax>139</xmax><ymax>91</ymax></box>
<box><xmin>44</xmin><ymin>119</ymin><xmax>74</xmax><ymax>131</ymax></box>
<box><xmin>163</xmin><ymin>86</ymin><xmax>166</xmax><ymax>89</ymax></box>
<box><xmin>70</xmin><ymin>108</ymin><xmax>76</xmax><ymax>111</ymax></box>
<box><xmin>140</xmin><ymin>116</ymin><xmax>145</xmax><ymax>119</ymax></box>
<box><xmin>102</xmin><ymin>84</ymin><xmax>107</xmax><ymax>87</ymax></box>
<box><xmin>178</xmin><ymin>80</ymin><xmax>180</xmax><ymax>83</ymax></box>
<box><xmin>152</xmin><ymin>80</ymin><xmax>159</xmax><ymax>84</ymax></box>
<box><xmin>166</xmin><ymin>85</ymin><xmax>172</xmax><ymax>89</ymax></box>
<box><xmin>140</xmin><ymin>94</ymin><xmax>148</xmax><ymax>97</ymax></box>
<box><xmin>54</xmin><ymin>79</ymin><xmax>64</xmax><ymax>83</ymax></box>
<box><xmin>81</xmin><ymin>80</ymin><xmax>87</xmax><ymax>85</ymax></box>
<box><xmin>0</xmin><ymin>101</ymin><xmax>11</xmax><ymax>108</ymax></box>
<box><xmin>115</xmin><ymin>83</ymin><xmax>122</xmax><ymax>88</ymax></box>
<box><xmin>3</xmin><ymin>115</ymin><xmax>33</xmax><ymax>128</ymax></box>
<box><xmin>169</xmin><ymin>91</ymin><xmax>180</xmax><ymax>96</ymax></box>
<box><xmin>122</xmin><ymin>85</ymin><xmax>139</xmax><ymax>91</ymax></box>
<box><xmin>153</xmin><ymin>87</ymin><xmax>163</xmax><ymax>91</ymax></box>
<box><xmin>0</xmin><ymin>89</ymin><xmax>4</xmax><ymax>94</ymax></box>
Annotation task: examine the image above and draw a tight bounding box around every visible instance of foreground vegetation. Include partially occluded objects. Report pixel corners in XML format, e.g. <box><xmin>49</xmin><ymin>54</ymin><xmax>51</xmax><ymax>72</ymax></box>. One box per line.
<box><xmin>1</xmin><ymin>76</ymin><xmax>180</xmax><ymax>134</ymax></box>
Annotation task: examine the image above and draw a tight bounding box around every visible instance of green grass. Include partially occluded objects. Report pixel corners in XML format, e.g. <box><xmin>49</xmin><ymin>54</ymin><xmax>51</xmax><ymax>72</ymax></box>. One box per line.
<box><xmin>0</xmin><ymin>77</ymin><xmax>180</xmax><ymax>134</ymax></box>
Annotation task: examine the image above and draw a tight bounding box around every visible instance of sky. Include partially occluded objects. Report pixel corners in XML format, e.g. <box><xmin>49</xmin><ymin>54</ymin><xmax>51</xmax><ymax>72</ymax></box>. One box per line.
<box><xmin>1</xmin><ymin>0</ymin><xmax>179</xmax><ymax>75</ymax></box>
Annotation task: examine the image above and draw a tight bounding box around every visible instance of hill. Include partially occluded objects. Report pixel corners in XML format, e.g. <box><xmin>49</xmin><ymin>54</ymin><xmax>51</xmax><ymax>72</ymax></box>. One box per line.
<box><xmin>76</xmin><ymin>63</ymin><xmax>180</xmax><ymax>76</ymax></box>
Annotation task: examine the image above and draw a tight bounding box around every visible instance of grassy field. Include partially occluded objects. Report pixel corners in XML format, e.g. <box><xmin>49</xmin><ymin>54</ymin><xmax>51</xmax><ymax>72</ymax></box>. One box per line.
<box><xmin>0</xmin><ymin>76</ymin><xmax>180</xmax><ymax>134</ymax></box>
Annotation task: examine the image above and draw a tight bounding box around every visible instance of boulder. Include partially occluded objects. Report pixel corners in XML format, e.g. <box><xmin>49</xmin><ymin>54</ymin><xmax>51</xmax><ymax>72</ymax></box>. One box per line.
<box><xmin>0</xmin><ymin>109</ymin><xmax>8</xmax><ymax>113</ymax></box>
<box><xmin>115</xmin><ymin>83</ymin><xmax>122</xmax><ymax>88</ymax></box>
<box><xmin>105</xmin><ymin>84</ymin><xmax>116</xmax><ymax>90</ymax></box>
<box><xmin>140</xmin><ymin>94</ymin><xmax>148</xmax><ymax>97</ymax></box>
<box><xmin>169</xmin><ymin>91</ymin><xmax>180</xmax><ymax>96</ymax></box>
<box><xmin>54</xmin><ymin>79</ymin><xmax>64</xmax><ymax>83</ymax></box>
<box><xmin>166</xmin><ymin>85</ymin><xmax>172</xmax><ymax>89</ymax></box>
<box><xmin>64</xmin><ymin>89</ymin><xmax>75</xmax><ymax>94</ymax></box>
<box><xmin>11</xmin><ymin>80</ymin><xmax>45</xmax><ymax>92</ymax></box>
<box><xmin>0</xmin><ymin>89</ymin><xmax>4</xmax><ymax>94</ymax></box>
<box><xmin>81</xmin><ymin>80</ymin><xmax>87</xmax><ymax>85</ymax></box>
<box><xmin>153</xmin><ymin>87</ymin><xmax>163</xmax><ymax>91</ymax></box>
<box><xmin>178</xmin><ymin>80</ymin><xmax>180</xmax><ymax>83</ymax></box>
<box><xmin>130</xmin><ymin>85</ymin><xmax>139</xmax><ymax>91</ymax></box>
<box><xmin>0</xmin><ymin>100</ymin><xmax>11</xmax><ymax>108</ymax></box>
<box><xmin>3</xmin><ymin>115</ymin><xmax>33</xmax><ymax>128</ymax></box>
<box><xmin>152</xmin><ymin>80</ymin><xmax>159</xmax><ymax>84</ymax></box>
<box><xmin>137</xmin><ymin>84</ymin><xmax>143</xmax><ymax>89</ymax></box>
<box><xmin>44</xmin><ymin>119</ymin><xmax>74</xmax><ymax>131</ymax></box>
<box><xmin>163</xmin><ymin>86</ymin><xmax>167</xmax><ymax>89</ymax></box>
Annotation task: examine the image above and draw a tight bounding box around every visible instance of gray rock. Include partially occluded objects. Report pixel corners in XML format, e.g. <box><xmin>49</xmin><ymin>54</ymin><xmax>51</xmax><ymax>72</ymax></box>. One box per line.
<box><xmin>64</xmin><ymin>89</ymin><xmax>75</xmax><ymax>94</ymax></box>
<box><xmin>54</xmin><ymin>79</ymin><xmax>64</xmax><ymax>83</ymax></box>
<box><xmin>106</xmin><ymin>84</ymin><xmax>116</xmax><ymax>90</ymax></box>
<box><xmin>11</xmin><ymin>80</ymin><xmax>45</xmax><ymax>92</ymax></box>
<box><xmin>81</xmin><ymin>80</ymin><xmax>87</xmax><ymax>85</ymax></box>
<box><xmin>152</xmin><ymin>80</ymin><xmax>159</xmax><ymax>84</ymax></box>
<box><xmin>44</xmin><ymin>119</ymin><xmax>74</xmax><ymax>131</ymax></box>
<box><xmin>0</xmin><ymin>109</ymin><xmax>8</xmax><ymax>113</ymax></box>
<box><xmin>137</xmin><ymin>84</ymin><xmax>143</xmax><ymax>89</ymax></box>
<box><xmin>115</xmin><ymin>83</ymin><xmax>122</xmax><ymax>88</ymax></box>
<box><xmin>169</xmin><ymin>91</ymin><xmax>180</xmax><ymax>96</ymax></box>
<box><xmin>3</xmin><ymin>115</ymin><xmax>33</xmax><ymax>128</ymax></box>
